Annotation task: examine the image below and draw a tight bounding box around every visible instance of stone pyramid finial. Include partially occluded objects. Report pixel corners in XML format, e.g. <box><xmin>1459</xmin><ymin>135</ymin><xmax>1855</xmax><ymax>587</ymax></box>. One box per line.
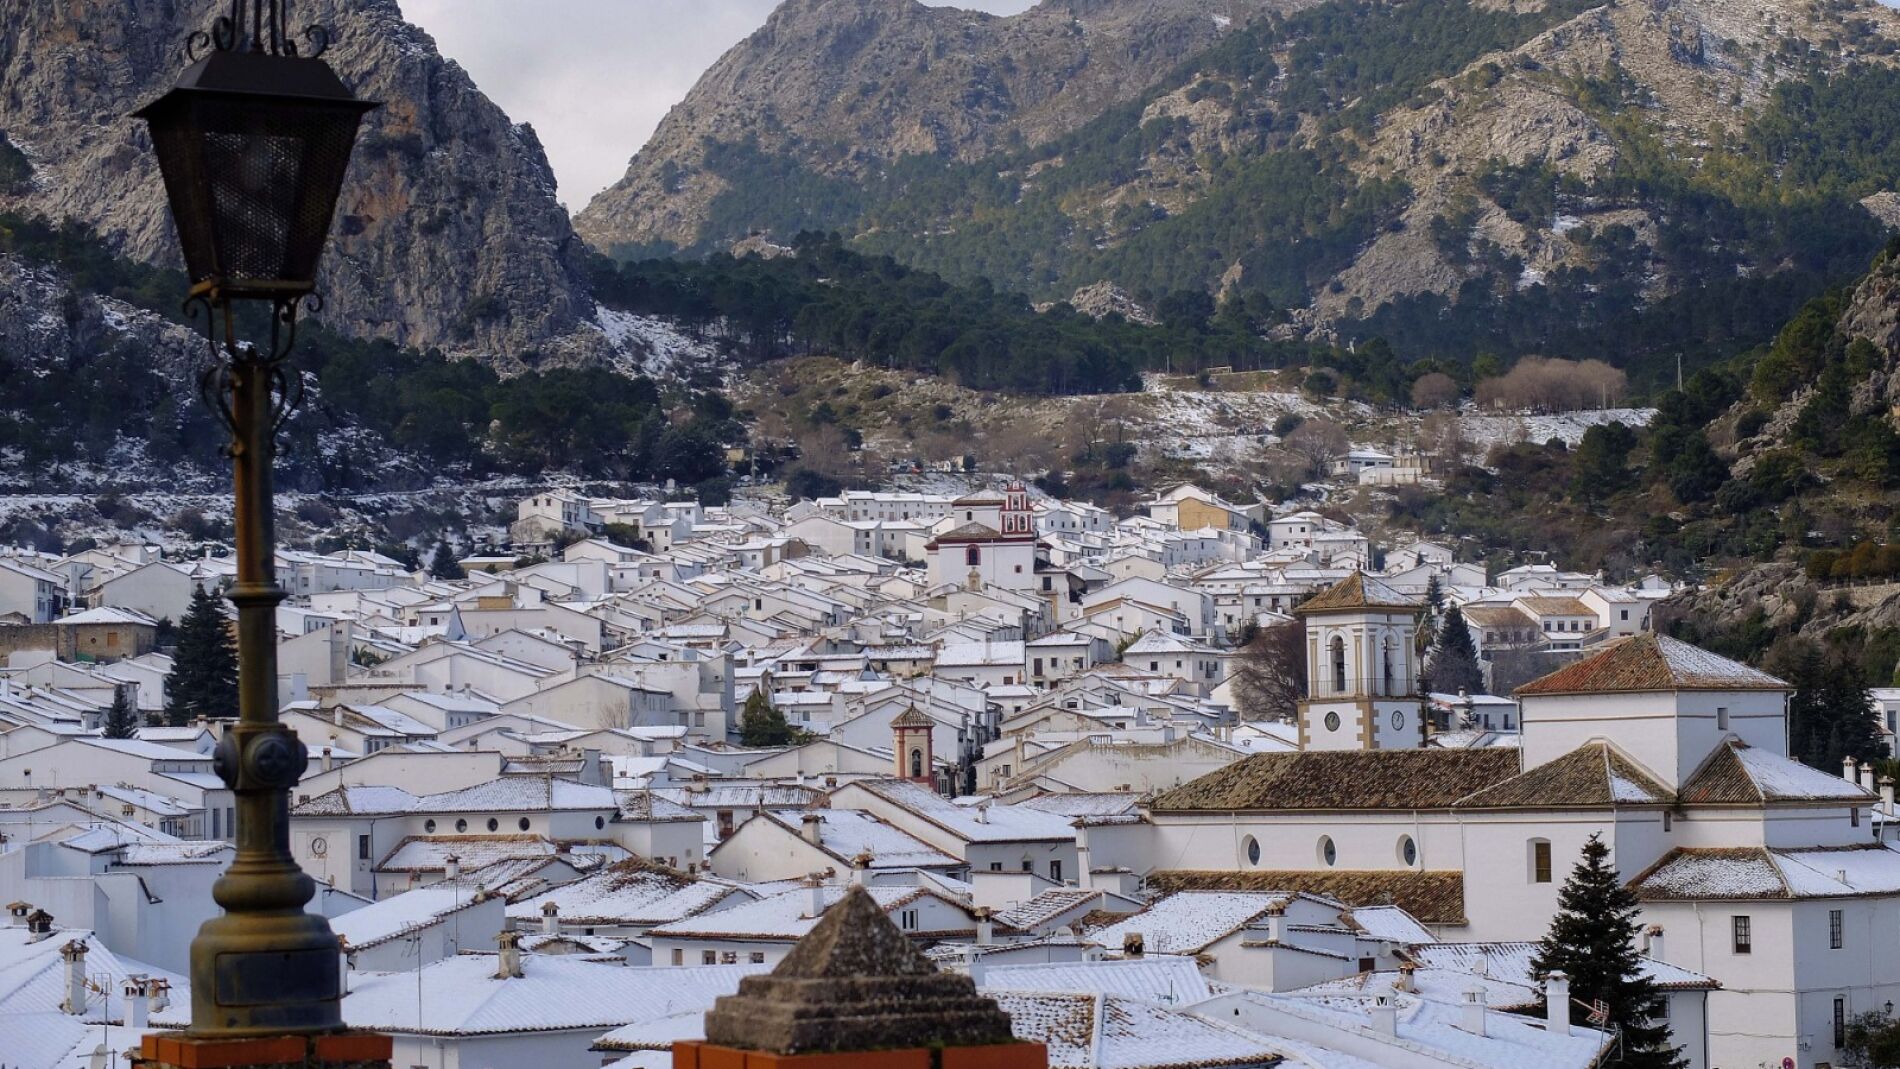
<box><xmin>702</xmin><ymin>885</ymin><xmax>1016</xmax><ymax>1054</ymax></box>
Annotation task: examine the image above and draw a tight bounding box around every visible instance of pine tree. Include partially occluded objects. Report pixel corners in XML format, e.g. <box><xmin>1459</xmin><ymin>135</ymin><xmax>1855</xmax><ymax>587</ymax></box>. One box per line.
<box><xmin>1531</xmin><ymin>834</ymin><xmax>1686</xmax><ymax>1069</ymax></box>
<box><xmin>1422</xmin><ymin>604</ymin><xmax>1484</xmax><ymax>695</ymax></box>
<box><xmin>164</xmin><ymin>586</ymin><xmax>238</xmax><ymax>727</ymax></box>
<box><xmin>102</xmin><ymin>688</ymin><xmax>139</xmax><ymax>740</ymax></box>
<box><xmin>429</xmin><ymin>541</ymin><xmax>465</xmax><ymax>580</ymax></box>
<box><xmin>738</xmin><ymin>689</ymin><xmax>796</xmax><ymax>747</ymax></box>
<box><xmin>1417</xmin><ymin>575</ymin><xmax>1444</xmax><ymax>656</ymax></box>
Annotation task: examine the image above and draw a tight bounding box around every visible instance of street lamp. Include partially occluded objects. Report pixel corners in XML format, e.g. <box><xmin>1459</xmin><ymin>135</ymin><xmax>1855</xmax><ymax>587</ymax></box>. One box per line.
<box><xmin>133</xmin><ymin>0</ymin><xmax>377</xmax><ymax>1038</ymax></box>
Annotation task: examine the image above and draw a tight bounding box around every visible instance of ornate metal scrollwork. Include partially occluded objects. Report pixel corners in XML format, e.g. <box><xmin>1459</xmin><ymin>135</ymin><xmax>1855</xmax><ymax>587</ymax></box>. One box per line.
<box><xmin>183</xmin><ymin>291</ymin><xmax>317</xmax><ymax>451</ymax></box>
<box><xmin>184</xmin><ymin>0</ymin><xmax>331</xmax><ymax>62</ymax></box>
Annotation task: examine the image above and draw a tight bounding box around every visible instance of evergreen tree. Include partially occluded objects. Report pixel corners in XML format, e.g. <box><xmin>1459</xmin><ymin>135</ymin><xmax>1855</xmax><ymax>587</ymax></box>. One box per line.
<box><xmin>738</xmin><ymin>689</ymin><xmax>796</xmax><ymax>747</ymax></box>
<box><xmin>1417</xmin><ymin>575</ymin><xmax>1444</xmax><ymax>656</ymax></box>
<box><xmin>1785</xmin><ymin>641</ymin><xmax>1883</xmax><ymax>770</ymax></box>
<box><xmin>1531</xmin><ymin>834</ymin><xmax>1686</xmax><ymax>1069</ymax></box>
<box><xmin>1422</xmin><ymin>604</ymin><xmax>1484</xmax><ymax>695</ymax></box>
<box><xmin>164</xmin><ymin>586</ymin><xmax>238</xmax><ymax>727</ymax></box>
<box><xmin>1570</xmin><ymin>421</ymin><xmax>1638</xmax><ymax>502</ymax></box>
<box><xmin>429</xmin><ymin>541</ymin><xmax>465</xmax><ymax>580</ymax></box>
<box><xmin>102</xmin><ymin>689</ymin><xmax>139</xmax><ymax>740</ymax></box>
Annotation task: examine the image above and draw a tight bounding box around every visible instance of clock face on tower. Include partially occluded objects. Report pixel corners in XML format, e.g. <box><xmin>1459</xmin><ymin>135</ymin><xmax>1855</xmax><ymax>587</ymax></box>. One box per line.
<box><xmin>1391</xmin><ymin>710</ymin><xmax>1406</xmax><ymax>729</ymax></box>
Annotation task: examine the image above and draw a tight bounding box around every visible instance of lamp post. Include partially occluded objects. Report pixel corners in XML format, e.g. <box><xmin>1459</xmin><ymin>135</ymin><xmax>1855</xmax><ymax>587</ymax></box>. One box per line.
<box><xmin>133</xmin><ymin>0</ymin><xmax>377</xmax><ymax>1037</ymax></box>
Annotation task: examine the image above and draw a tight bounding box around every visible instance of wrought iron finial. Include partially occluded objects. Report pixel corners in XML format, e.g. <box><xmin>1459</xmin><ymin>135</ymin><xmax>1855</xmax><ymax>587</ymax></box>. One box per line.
<box><xmin>187</xmin><ymin>0</ymin><xmax>331</xmax><ymax>62</ymax></box>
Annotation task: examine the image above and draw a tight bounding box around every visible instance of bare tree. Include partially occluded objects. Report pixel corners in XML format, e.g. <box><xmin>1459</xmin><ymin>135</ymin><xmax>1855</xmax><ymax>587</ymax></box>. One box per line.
<box><xmin>1282</xmin><ymin>418</ymin><xmax>1350</xmax><ymax>481</ymax></box>
<box><xmin>1231</xmin><ymin>619</ymin><xmax>1308</xmax><ymax>720</ymax></box>
<box><xmin>1409</xmin><ymin>372</ymin><xmax>1461</xmax><ymax>410</ymax></box>
<box><xmin>1474</xmin><ymin>356</ymin><xmax>1627</xmax><ymax>413</ymax></box>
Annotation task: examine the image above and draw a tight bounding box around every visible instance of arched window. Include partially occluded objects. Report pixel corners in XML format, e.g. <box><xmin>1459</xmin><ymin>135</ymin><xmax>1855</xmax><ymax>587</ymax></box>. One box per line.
<box><xmin>966</xmin><ymin>545</ymin><xmax>982</xmax><ymax>567</ymax></box>
<box><xmin>910</xmin><ymin>749</ymin><xmax>924</xmax><ymax>778</ymax></box>
<box><xmin>1529</xmin><ymin>839</ymin><xmax>1553</xmax><ymax>884</ymax></box>
<box><xmin>1382</xmin><ymin>637</ymin><xmax>1395</xmax><ymax>696</ymax></box>
<box><xmin>1330</xmin><ymin>636</ymin><xmax>1347</xmax><ymax>694</ymax></box>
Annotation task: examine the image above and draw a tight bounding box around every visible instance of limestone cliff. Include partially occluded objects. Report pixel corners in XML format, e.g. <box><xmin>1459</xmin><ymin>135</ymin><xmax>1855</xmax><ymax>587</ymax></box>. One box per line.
<box><xmin>0</xmin><ymin>0</ymin><xmax>607</xmax><ymax>371</ymax></box>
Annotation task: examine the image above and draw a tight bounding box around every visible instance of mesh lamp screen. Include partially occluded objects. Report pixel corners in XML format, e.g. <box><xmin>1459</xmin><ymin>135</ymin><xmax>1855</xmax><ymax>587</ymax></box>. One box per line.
<box><xmin>136</xmin><ymin>50</ymin><xmax>376</xmax><ymax>300</ymax></box>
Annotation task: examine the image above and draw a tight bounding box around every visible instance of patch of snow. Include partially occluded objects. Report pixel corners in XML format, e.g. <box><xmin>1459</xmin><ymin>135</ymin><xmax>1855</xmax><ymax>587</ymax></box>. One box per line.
<box><xmin>1552</xmin><ymin>214</ymin><xmax>1585</xmax><ymax>234</ymax></box>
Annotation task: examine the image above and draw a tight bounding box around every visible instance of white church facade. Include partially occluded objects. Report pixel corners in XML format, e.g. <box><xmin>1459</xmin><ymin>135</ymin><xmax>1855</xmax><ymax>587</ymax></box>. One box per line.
<box><xmin>1104</xmin><ymin>573</ymin><xmax>1900</xmax><ymax>1069</ymax></box>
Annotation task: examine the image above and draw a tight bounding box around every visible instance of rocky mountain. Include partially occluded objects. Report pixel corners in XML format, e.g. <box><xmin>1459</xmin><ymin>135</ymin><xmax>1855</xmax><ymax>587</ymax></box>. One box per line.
<box><xmin>0</xmin><ymin>0</ymin><xmax>607</xmax><ymax>371</ymax></box>
<box><xmin>580</xmin><ymin>0</ymin><xmax>1900</xmax><ymax>376</ymax></box>
<box><xmin>574</xmin><ymin>0</ymin><xmax>1294</xmax><ymax>257</ymax></box>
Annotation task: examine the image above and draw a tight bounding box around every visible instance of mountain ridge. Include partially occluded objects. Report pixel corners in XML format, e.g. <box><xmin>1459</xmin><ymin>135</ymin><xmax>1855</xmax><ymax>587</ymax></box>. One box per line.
<box><xmin>0</xmin><ymin>0</ymin><xmax>607</xmax><ymax>371</ymax></box>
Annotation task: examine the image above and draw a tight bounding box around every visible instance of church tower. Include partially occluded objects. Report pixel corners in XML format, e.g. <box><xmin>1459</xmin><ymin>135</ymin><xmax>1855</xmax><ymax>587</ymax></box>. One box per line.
<box><xmin>892</xmin><ymin>707</ymin><xmax>936</xmax><ymax>787</ymax></box>
<box><xmin>999</xmin><ymin>483</ymin><xmax>1033</xmax><ymax>537</ymax></box>
<box><xmin>1295</xmin><ymin>573</ymin><xmax>1423</xmax><ymax>751</ymax></box>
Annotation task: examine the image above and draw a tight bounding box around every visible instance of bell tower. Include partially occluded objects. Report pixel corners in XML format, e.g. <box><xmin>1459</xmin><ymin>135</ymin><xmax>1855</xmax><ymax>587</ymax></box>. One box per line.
<box><xmin>1000</xmin><ymin>483</ymin><xmax>1033</xmax><ymax>537</ymax></box>
<box><xmin>1295</xmin><ymin>573</ymin><xmax>1422</xmax><ymax>751</ymax></box>
<box><xmin>892</xmin><ymin>707</ymin><xmax>935</xmax><ymax>787</ymax></box>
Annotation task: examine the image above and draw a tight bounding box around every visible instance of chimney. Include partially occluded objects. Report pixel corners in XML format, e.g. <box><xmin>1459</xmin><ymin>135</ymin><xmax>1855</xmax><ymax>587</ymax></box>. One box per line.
<box><xmin>1845</xmin><ymin>755</ymin><xmax>1860</xmax><ymax>784</ymax></box>
<box><xmin>124</xmin><ymin>976</ymin><xmax>150</xmax><ymax>1029</ymax></box>
<box><xmin>494</xmin><ymin>930</ymin><xmax>523</xmax><ymax>979</ymax></box>
<box><xmin>321</xmin><ymin>746</ymin><xmax>333</xmax><ymax>773</ymax></box>
<box><xmin>1460</xmin><ymin>983</ymin><xmax>1487</xmax><ymax>1037</ymax></box>
<box><xmin>149</xmin><ymin>978</ymin><xmax>170</xmax><ymax>1015</ymax></box>
<box><xmin>1395</xmin><ymin>961</ymin><xmax>1417</xmax><ymax>993</ymax></box>
<box><xmin>975</xmin><ymin>907</ymin><xmax>994</xmax><ymax>946</ymax></box>
<box><xmin>973</xmin><ymin>803</ymin><xmax>990</xmax><ymax>825</ymax></box>
<box><xmin>1264</xmin><ymin>900</ymin><xmax>1287</xmax><ymax>944</ymax></box>
<box><xmin>1643</xmin><ymin>923</ymin><xmax>1665</xmax><ymax>963</ymax></box>
<box><xmin>444</xmin><ymin>855</ymin><xmax>461</xmax><ymax>881</ymax></box>
<box><xmin>6</xmin><ymin>901</ymin><xmax>29</xmax><ymax>927</ymax></box>
<box><xmin>1122</xmin><ymin>932</ymin><xmax>1145</xmax><ymax>958</ymax></box>
<box><xmin>1883</xmin><ymin>777</ymin><xmax>1896</xmax><ymax>811</ymax></box>
<box><xmin>801</xmin><ymin>812</ymin><xmax>824</xmax><ymax>846</ymax></box>
<box><xmin>338</xmin><ymin>937</ymin><xmax>353</xmax><ymax>996</ymax></box>
<box><xmin>851</xmin><ymin>852</ymin><xmax>873</xmax><ymax>887</ymax></box>
<box><xmin>805</xmin><ymin>874</ymin><xmax>828</xmax><ymax>920</ymax></box>
<box><xmin>59</xmin><ymin>939</ymin><xmax>87</xmax><ymax>1015</ymax></box>
<box><xmin>333</xmin><ymin>705</ymin><xmax>344</xmax><ymax>728</ymax></box>
<box><xmin>1544</xmin><ymin>970</ymin><xmax>1570</xmax><ymax>1037</ymax></box>
<box><xmin>26</xmin><ymin>908</ymin><xmax>54</xmax><ymax>941</ymax></box>
<box><xmin>541</xmin><ymin>901</ymin><xmax>560</xmax><ymax>936</ymax></box>
<box><xmin>968</xmin><ymin>955</ymin><xmax>986</xmax><ymax>990</ymax></box>
<box><xmin>1863</xmin><ymin>762</ymin><xmax>1878</xmax><ymax>792</ymax></box>
<box><xmin>1369</xmin><ymin>990</ymin><xmax>1398</xmax><ymax>1036</ymax></box>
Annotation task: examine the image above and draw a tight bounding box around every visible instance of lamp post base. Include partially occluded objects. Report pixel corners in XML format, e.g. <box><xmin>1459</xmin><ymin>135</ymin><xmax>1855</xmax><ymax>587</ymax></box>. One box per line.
<box><xmin>136</xmin><ymin>1031</ymin><xmax>390</xmax><ymax>1069</ymax></box>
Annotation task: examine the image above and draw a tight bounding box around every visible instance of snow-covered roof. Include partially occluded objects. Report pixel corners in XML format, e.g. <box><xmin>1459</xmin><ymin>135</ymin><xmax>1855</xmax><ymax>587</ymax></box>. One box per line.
<box><xmin>845</xmin><ymin>779</ymin><xmax>1077</xmax><ymax>844</ymax></box>
<box><xmin>55</xmin><ymin>607</ymin><xmax>157</xmax><ymax>627</ymax></box>
<box><xmin>990</xmin><ymin>990</ymin><xmax>1276</xmax><ymax>1069</ymax></box>
<box><xmin>332</xmin><ymin>886</ymin><xmax>493</xmax><ymax>950</ymax></box>
<box><xmin>1633</xmin><ymin>843</ymin><xmax>1900</xmax><ymax>901</ymax></box>
<box><xmin>760</xmin><ymin>809</ymin><xmax>959</xmax><ymax>870</ymax></box>
<box><xmin>343</xmin><ymin>957</ymin><xmax>765</xmax><ymax>1035</ymax></box>
<box><xmin>1086</xmin><ymin>891</ymin><xmax>1290</xmax><ymax>955</ymax></box>
<box><xmin>648</xmin><ymin>885</ymin><xmax>962</xmax><ymax>941</ymax></box>
<box><xmin>506</xmin><ymin>862</ymin><xmax>744</xmax><ymax>927</ymax></box>
<box><xmin>981</xmin><ymin>956</ymin><xmax>1214</xmax><ymax>1006</ymax></box>
<box><xmin>1516</xmin><ymin>633</ymin><xmax>1785</xmax><ymax>695</ymax></box>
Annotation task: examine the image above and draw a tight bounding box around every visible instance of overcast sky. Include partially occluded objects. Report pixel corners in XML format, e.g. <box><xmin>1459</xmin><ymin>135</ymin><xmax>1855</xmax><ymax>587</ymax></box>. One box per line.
<box><xmin>403</xmin><ymin>0</ymin><xmax>1040</xmax><ymax>213</ymax></box>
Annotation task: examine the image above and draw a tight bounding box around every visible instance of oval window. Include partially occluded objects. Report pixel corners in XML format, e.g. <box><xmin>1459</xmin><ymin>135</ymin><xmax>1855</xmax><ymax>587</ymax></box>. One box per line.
<box><xmin>519</xmin><ymin>817</ymin><xmax>531</xmax><ymax>832</ymax></box>
<box><xmin>486</xmin><ymin>818</ymin><xmax>500</xmax><ymax>832</ymax></box>
<box><xmin>1324</xmin><ymin>712</ymin><xmax>1341</xmax><ymax>732</ymax></box>
<box><xmin>1319</xmin><ymin>836</ymin><xmax>1337</xmax><ymax>867</ymax></box>
<box><xmin>454</xmin><ymin>819</ymin><xmax>467</xmax><ymax>833</ymax></box>
<box><xmin>1399</xmin><ymin>835</ymin><xmax>1418</xmax><ymax>867</ymax></box>
<box><xmin>1244</xmin><ymin>836</ymin><xmax>1261</xmax><ymax>867</ymax></box>
<box><xmin>423</xmin><ymin>819</ymin><xmax>436</xmax><ymax>834</ymax></box>
<box><xmin>1391</xmin><ymin>710</ymin><xmax>1405</xmax><ymax>730</ymax></box>
<box><xmin>594</xmin><ymin>816</ymin><xmax>606</xmax><ymax>831</ymax></box>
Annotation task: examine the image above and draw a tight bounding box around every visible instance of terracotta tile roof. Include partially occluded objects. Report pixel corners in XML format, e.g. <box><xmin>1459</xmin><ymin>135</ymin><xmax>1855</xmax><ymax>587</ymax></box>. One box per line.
<box><xmin>1295</xmin><ymin>572</ymin><xmax>1418</xmax><ymax>615</ymax></box>
<box><xmin>1513</xmin><ymin>596</ymin><xmax>1593</xmax><ymax>616</ymax></box>
<box><xmin>1148</xmin><ymin>749</ymin><xmax>1520</xmax><ymax>811</ymax></box>
<box><xmin>1514</xmin><ymin>634</ymin><xmax>1786</xmax><ymax>696</ymax></box>
<box><xmin>1146</xmin><ymin>870</ymin><xmax>1467</xmax><ymax>925</ymax></box>
<box><xmin>1678</xmin><ymin>740</ymin><xmax>1872</xmax><ymax>804</ymax></box>
<box><xmin>1627</xmin><ymin>847</ymin><xmax>1790</xmax><ymax>901</ymax></box>
<box><xmin>1459</xmin><ymin>605</ymin><xmax>1535</xmax><ymax>628</ymax></box>
<box><xmin>1457</xmin><ymin>743</ymin><xmax>1671</xmax><ymax>808</ymax></box>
